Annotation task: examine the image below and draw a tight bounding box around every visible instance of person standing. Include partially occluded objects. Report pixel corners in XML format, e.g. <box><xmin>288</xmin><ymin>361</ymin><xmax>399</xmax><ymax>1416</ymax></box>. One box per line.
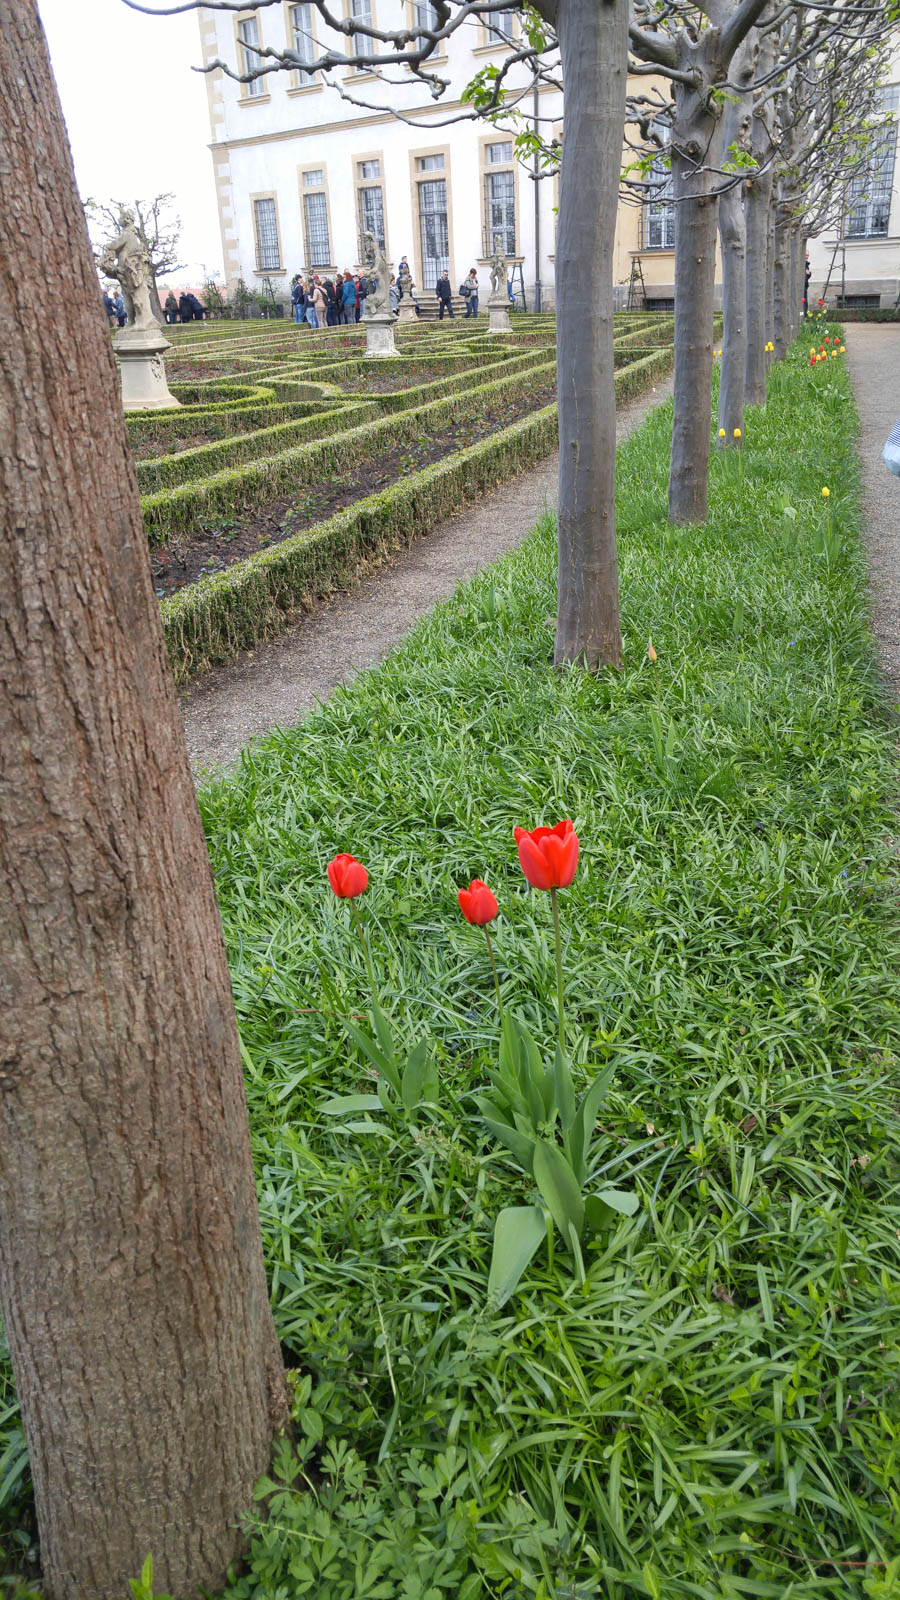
<box><xmin>341</xmin><ymin>270</ymin><xmax>357</xmax><ymax>324</ymax></box>
<box><xmin>310</xmin><ymin>279</ymin><xmax>326</xmax><ymax>328</ymax></box>
<box><xmin>113</xmin><ymin>291</ymin><xmax>127</xmax><ymax>327</ymax></box>
<box><xmin>324</xmin><ymin>277</ymin><xmax>338</xmax><ymax>325</ymax></box>
<box><xmin>102</xmin><ymin>289</ymin><xmax>116</xmax><ymax>327</ymax></box>
<box><xmin>163</xmin><ymin>291</ymin><xmax>178</xmax><ymax>324</ymax></box>
<box><xmin>462</xmin><ymin>268</ymin><xmax>478</xmax><ymax>317</ymax></box>
<box><xmin>436</xmin><ymin>270</ymin><xmax>454</xmax><ymax>319</ymax></box>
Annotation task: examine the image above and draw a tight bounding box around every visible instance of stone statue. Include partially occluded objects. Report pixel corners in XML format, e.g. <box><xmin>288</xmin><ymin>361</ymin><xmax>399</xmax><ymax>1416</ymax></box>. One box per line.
<box><xmin>489</xmin><ymin>233</ymin><xmax>507</xmax><ymax>297</ymax></box>
<box><xmin>361</xmin><ymin>230</ymin><xmax>391</xmax><ymax>317</ymax></box>
<box><xmin>99</xmin><ymin>211</ymin><xmax>157</xmax><ymax>332</ymax></box>
<box><xmin>398</xmin><ymin>259</ymin><xmax>415</xmax><ymax>295</ymax></box>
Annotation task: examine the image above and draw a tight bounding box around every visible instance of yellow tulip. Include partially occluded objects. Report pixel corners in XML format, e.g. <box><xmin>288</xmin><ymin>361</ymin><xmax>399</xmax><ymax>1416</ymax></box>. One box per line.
<box><xmin>733</xmin><ymin>428</ymin><xmax>742</xmax><ymax>439</ymax></box>
<box><xmin>821</xmin><ymin>486</ymin><xmax>830</xmax><ymax>499</ymax></box>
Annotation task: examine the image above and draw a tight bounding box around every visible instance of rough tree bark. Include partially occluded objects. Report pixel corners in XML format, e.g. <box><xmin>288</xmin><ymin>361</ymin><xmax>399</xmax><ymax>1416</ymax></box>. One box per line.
<box><xmin>667</xmin><ymin>97</ymin><xmax>725</xmax><ymax>522</ymax></box>
<box><xmin>554</xmin><ymin>0</ymin><xmax>627</xmax><ymax>668</ymax></box>
<box><xmin>716</xmin><ymin>49</ymin><xmax>754</xmax><ymax>444</ymax></box>
<box><xmin>0</xmin><ymin>7</ymin><xmax>287</xmax><ymax>1598</ymax></box>
<box><xmin>773</xmin><ymin>210</ymin><xmax>790</xmax><ymax>359</ymax></box>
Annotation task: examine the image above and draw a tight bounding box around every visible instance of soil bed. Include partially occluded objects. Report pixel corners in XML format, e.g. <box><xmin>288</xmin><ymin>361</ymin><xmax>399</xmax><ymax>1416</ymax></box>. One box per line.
<box><xmin>150</xmin><ymin>381</ymin><xmax>556</xmax><ymax>596</ymax></box>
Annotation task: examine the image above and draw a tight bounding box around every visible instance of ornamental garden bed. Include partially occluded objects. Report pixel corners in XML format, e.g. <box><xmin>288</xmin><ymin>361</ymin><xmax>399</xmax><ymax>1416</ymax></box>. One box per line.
<box><xmin>151</xmin><ymin>380</ymin><xmax>557</xmax><ymax>596</ymax></box>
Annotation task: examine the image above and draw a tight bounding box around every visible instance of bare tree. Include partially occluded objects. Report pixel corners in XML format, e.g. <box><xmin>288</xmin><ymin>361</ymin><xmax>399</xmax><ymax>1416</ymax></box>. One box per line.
<box><xmin>125</xmin><ymin>0</ymin><xmax>630</xmax><ymax>670</ymax></box>
<box><xmin>0</xmin><ymin>7</ymin><xmax>287</xmax><ymax>1598</ymax></box>
<box><xmin>86</xmin><ymin>192</ymin><xmax>185</xmax><ymax>319</ymax></box>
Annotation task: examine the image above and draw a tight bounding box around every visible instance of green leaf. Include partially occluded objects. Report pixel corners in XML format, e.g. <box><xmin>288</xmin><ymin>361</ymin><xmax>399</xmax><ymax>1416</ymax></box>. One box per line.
<box><xmin>481</xmin><ymin>1116</ymin><xmax>537</xmax><ymax>1174</ymax></box>
<box><xmin>487</xmin><ymin>1205</ymin><xmax>546</xmax><ymax>1308</ymax></box>
<box><xmin>345</xmin><ymin>1019</ymin><xmax>401</xmax><ymax>1097</ymax></box>
<box><xmin>595</xmin><ymin>1187</ymin><xmax>639</xmax><ymax>1217</ymax></box>
<box><xmin>554</xmin><ymin>1043</ymin><xmax>576</xmax><ymax>1133</ymax></box>
<box><xmin>401</xmin><ymin>1038</ymin><xmax>431</xmax><ymax>1109</ymax></box>
<box><xmin>533</xmin><ymin>1139</ymin><xmax>584</xmax><ymax>1241</ymax></box>
<box><xmin>320</xmin><ymin>1094</ymin><xmax>384</xmax><ymax>1115</ymax></box>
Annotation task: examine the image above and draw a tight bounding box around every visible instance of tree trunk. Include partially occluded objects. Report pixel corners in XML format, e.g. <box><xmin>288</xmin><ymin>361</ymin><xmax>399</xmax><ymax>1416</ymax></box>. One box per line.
<box><xmin>773</xmin><ymin>215</ymin><xmax>789</xmax><ymax>359</ymax></box>
<box><xmin>667</xmin><ymin>99</ymin><xmax>724</xmax><ymax>523</ymax></box>
<box><xmin>554</xmin><ymin>0</ymin><xmax>627</xmax><ymax>669</ymax></box>
<box><xmin>765</xmin><ymin>198</ymin><xmax>776</xmax><ymax>359</ymax></box>
<box><xmin>0</xmin><ymin>8</ymin><xmax>287</xmax><ymax>1599</ymax></box>
<box><xmin>744</xmin><ymin>165</ymin><xmax>772</xmax><ymax>404</ymax></box>
<box><xmin>717</xmin><ymin>179</ymin><xmax>747</xmax><ymax>443</ymax></box>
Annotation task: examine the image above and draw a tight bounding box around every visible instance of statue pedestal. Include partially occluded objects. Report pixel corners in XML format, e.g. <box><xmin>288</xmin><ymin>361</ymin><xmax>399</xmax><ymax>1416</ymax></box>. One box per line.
<box><xmin>364</xmin><ymin>311</ymin><xmax>399</xmax><ymax>357</ymax></box>
<box><xmin>113</xmin><ymin>325</ymin><xmax>181</xmax><ymax>410</ymax></box>
<box><xmin>396</xmin><ymin>299</ymin><xmax>418</xmax><ymax>323</ymax></box>
<box><xmin>487</xmin><ymin>294</ymin><xmax>511</xmax><ymax>334</ymax></box>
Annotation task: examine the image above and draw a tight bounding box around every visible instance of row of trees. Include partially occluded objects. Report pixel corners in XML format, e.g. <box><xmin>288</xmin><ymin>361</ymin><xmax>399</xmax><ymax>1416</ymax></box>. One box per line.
<box><xmin>0</xmin><ymin>0</ymin><xmax>896</xmax><ymax>1595</ymax></box>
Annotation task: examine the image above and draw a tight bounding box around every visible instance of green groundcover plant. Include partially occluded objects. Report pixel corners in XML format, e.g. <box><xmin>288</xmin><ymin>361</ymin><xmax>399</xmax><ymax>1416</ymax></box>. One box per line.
<box><xmin>3</xmin><ymin>330</ymin><xmax>899</xmax><ymax>1598</ymax></box>
<box><xmin>194</xmin><ymin>333</ymin><xmax>899</xmax><ymax>1599</ymax></box>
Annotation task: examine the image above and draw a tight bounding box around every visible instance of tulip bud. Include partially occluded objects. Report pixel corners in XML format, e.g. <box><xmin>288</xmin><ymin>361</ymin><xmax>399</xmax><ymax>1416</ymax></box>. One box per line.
<box><xmin>648</xmin><ymin>639</ymin><xmax>657</xmax><ymax>662</ymax></box>
<box><xmin>327</xmin><ymin>853</ymin><xmax>369</xmax><ymax>898</ymax></box>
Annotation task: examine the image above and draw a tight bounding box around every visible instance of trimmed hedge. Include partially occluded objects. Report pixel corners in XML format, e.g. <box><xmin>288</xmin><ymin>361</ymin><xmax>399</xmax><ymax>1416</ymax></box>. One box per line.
<box><xmin>141</xmin><ymin>355</ymin><xmax>558</xmax><ymax>541</ymax></box>
<box><xmin>126</xmin><ymin>398</ymin><xmax>348</xmax><ymax>452</ymax></box>
<box><xmin>827</xmin><ymin>307</ymin><xmax>900</xmax><ymax>322</ymax></box>
<box><xmin>160</xmin><ymin>342</ymin><xmax>674</xmax><ymax>683</ymax></box>
<box><xmin>136</xmin><ymin>401</ymin><xmax>379</xmax><ymax>494</ymax></box>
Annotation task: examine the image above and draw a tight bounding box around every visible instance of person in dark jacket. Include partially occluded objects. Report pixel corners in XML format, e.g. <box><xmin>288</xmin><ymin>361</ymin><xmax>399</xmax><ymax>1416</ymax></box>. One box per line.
<box><xmin>113</xmin><ymin>291</ymin><xmax>127</xmax><ymax>327</ymax></box>
<box><xmin>436</xmin><ymin>271</ymin><xmax>454</xmax><ymax>319</ymax></box>
<box><xmin>291</xmin><ymin>276</ymin><xmax>305</xmax><ymax>323</ymax></box>
<box><xmin>341</xmin><ymin>271</ymin><xmax>357</xmax><ymax>324</ymax></box>
<box><xmin>324</xmin><ymin>278</ymin><xmax>338</xmax><ymax>325</ymax></box>
<box><xmin>163</xmin><ymin>291</ymin><xmax>178</xmax><ymax>324</ymax></box>
<box><xmin>102</xmin><ymin>290</ymin><xmax>116</xmax><ymax>327</ymax></box>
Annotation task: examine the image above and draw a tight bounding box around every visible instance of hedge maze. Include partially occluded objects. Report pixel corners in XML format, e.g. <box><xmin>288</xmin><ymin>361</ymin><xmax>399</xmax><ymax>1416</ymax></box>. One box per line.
<box><xmin>129</xmin><ymin>314</ymin><xmax>677</xmax><ymax>683</ymax></box>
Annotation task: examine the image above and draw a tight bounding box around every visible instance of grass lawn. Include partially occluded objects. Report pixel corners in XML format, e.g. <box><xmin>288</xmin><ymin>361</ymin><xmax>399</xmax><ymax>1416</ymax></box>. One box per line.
<box><xmin>198</xmin><ymin>336</ymin><xmax>900</xmax><ymax>1599</ymax></box>
<box><xmin>3</xmin><ymin>335</ymin><xmax>897</xmax><ymax>1597</ymax></box>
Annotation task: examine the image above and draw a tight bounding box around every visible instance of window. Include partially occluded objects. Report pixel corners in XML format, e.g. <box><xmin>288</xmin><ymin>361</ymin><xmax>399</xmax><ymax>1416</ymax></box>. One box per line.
<box><xmin>417</xmin><ymin>153</ymin><xmax>444</xmax><ymax>171</ymax></box>
<box><xmin>304</xmin><ymin>168</ymin><xmax>324</xmax><ymax>186</ymax></box>
<box><xmin>845</xmin><ymin>87</ymin><xmax>898</xmax><ymax>239</ymax></box>
<box><xmin>253</xmin><ymin>197</ymin><xmax>281</xmax><ymax>269</ymax></box>
<box><xmin>303</xmin><ymin>192</ymin><xmax>331</xmax><ymax>266</ymax></box>
<box><xmin>482</xmin><ymin>138</ymin><xmax>516</xmax><ymax>256</ymax></box>
<box><xmin>289</xmin><ymin>3</ymin><xmax>316</xmax><ymax>82</ymax></box>
<box><xmin>643</xmin><ymin>132</ymin><xmax>675</xmax><ymax>250</ymax></box>
<box><xmin>238</xmin><ymin>15</ymin><xmax>266</xmax><ymax>97</ymax></box>
<box><xmin>487</xmin><ymin>9</ymin><xmax>515</xmax><ymax>40</ymax></box>
<box><xmin>413</xmin><ymin>1</ymin><xmax>437</xmax><ymax>29</ymax></box>
<box><xmin>348</xmin><ymin>0</ymin><xmax>375</xmax><ymax>67</ymax></box>
<box><xmin>418</xmin><ymin>178</ymin><xmax>449</xmax><ymax>289</ymax></box>
<box><xmin>838</xmin><ymin>294</ymin><xmax>880</xmax><ymax>307</ymax></box>
<box><xmin>356</xmin><ymin>158</ymin><xmax>386</xmax><ymax>250</ymax></box>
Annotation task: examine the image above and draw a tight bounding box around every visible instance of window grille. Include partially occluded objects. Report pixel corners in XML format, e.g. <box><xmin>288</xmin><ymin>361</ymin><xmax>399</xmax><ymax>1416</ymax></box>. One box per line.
<box><xmin>289</xmin><ymin>3</ymin><xmax>316</xmax><ymax>81</ymax></box>
<box><xmin>303</xmin><ymin>191</ymin><xmax>331</xmax><ymax>267</ymax></box>
<box><xmin>238</xmin><ymin>16</ymin><xmax>266</xmax><ymax>96</ymax></box>
<box><xmin>349</xmin><ymin>0</ymin><xmax>374</xmax><ymax>64</ymax></box>
<box><xmin>486</xmin><ymin>170</ymin><xmax>516</xmax><ymax>256</ymax></box>
<box><xmin>643</xmin><ymin>142</ymin><xmax>675</xmax><ymax>250</ymax></box>
<box><xmin>846</xmin><ymin>90</ymin><xmax>897</xmax><ymax>239</ymax></box>
<box><xmin>253</xmin><ymin>198</ymin><xmax>280</xmax><ymax>270</ymax></box>
<box><xmin>359</xmin><ymin>185</ymin><xmax>386</xmax><ymax>249</ymax></box>
<box><xmin>418</xmin><ymin>178</ymin><xmax>449</xmax><ymax>288</ymax></box>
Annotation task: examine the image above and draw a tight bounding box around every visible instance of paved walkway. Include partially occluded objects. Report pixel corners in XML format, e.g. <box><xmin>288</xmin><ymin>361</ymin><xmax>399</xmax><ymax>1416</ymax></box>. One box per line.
<box><xmin>180</xmin><ymin>376</ymin><xmax>674</xmax><ymax>773</ymax></box>
<box><xmin>844</xmin><ymin>323</ymin><xmax>900</xmax><ymax>701</ymax></box>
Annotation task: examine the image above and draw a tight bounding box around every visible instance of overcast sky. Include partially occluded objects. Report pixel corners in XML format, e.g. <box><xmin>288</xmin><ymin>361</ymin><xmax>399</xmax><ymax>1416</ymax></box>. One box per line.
<box><xmin>40</xmin><ymin>0</ymin><xmax>224</xmax><ymax>285</ymax></box>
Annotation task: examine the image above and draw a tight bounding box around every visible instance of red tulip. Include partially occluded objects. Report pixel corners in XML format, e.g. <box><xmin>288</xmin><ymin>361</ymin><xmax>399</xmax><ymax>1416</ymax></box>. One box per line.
<box><xmin>514</xmin><ymin>820</ymin><xmax>579</xmax><ymax>891</ymax></box>
<box><xmin>817</xmin><ymin>297</ymin><xmax>824</xmax><ymax>306</ymax></box>
<box><xmin>457</xmin><ymin>879</ymin><xmax>498</xmax><ymax>925</ymax></box>
<box><xmin>327</xmin><ymin>853</ymin><xmax>368</xmax><ymax>898</ymax></box>
<box><xmin>809</xmin><ymin>357</ymin><xmax>816</xmax><ymax>367</ymax></box>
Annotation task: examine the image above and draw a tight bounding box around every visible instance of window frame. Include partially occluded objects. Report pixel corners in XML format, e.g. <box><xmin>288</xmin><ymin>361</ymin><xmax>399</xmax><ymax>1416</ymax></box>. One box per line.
<box><xmin>345</xmin><ymin>0</ymin><xmax>378</xmax><ymax>78</ymax></box>
<box><xmin>284</xmin><ymin>0</ymin><xmax>321</xmax><ymax>92</ymax></box>
<box><xmin>478</xmin><ymin>131</ymin><xmax>520</xmax><ymax>261</ymax></box>
<box><xmin>298</xmin><ymin>163</ymin><xmax>337</xmax><ymax>272</ymax></box>
<box><xmin>642</xmin><ymin>127</ymin><xmax>675</xmax><ymax>252</ymax></box>
<box><xmin>235</xmin><ymin>10</ymin><xmax>268</xmax><ymax>101</ymax></box>
<box><xmin>251</xmin><ymin>192</ymin><xmax>284</xmax><ymax>273</ymax></box>
<box><xmin>409</xmin><ymin>141</ymin><xmax>454</xmax><ymax>292</ymax></box>
<box><xmin>844</xmin><ymin>88</ymin><xmax>898</xmax><ymax>241</ymax></box>
<box><xmin>354</xmin><ymin>150</ymin><xmax>389</xmax><ymax>259</ymax></box>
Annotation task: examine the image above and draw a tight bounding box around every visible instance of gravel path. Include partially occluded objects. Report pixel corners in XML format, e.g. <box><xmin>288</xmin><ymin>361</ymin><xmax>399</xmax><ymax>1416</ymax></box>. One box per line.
<box><xmin>844</xmin><ymin>323</ymin><xmax>900</xmax><ymax>700</ymax></box>
<box><xmin>180</xmin><ymin>375</ymin><xmax>674</xmax><ymax>774</ymax></box>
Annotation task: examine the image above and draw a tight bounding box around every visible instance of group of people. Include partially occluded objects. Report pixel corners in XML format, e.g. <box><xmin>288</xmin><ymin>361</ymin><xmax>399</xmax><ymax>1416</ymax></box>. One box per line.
<box><xmin>164</xmin><ymin>292</ymin><xmax>205</xmax><ymax>324</ymax></box>
<box><xmin>291</xmin><ymin>271</ymin><xmax>368</xmax><ymax>328</ymax></box>
<box><xmin>102</xmin><ymin>289</ymin><xmax>127</xmax><ymax>328</ymax></box>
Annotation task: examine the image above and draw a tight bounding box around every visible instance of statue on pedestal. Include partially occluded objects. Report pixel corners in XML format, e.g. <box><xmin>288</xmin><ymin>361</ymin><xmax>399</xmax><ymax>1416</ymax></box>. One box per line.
<box><xmin>361</xmin><ymin>230</ymin><xmax>392</xmax><ymax>317</ymax></box>
<box><xmin>489</xmin><ymin>233</ymin><xmax>508</xmax><ymax>298</ymax></box>
<box><xmin>99</xmin><ymin>212</ymin><xmax>157</xmax><ymax>331</ymax></box>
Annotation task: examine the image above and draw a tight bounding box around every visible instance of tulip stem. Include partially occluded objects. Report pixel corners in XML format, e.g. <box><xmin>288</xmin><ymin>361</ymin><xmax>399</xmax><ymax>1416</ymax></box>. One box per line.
<box><xmin>483</xmin><ymin>926</ymin><xmax>504</xmax><ymax>1024</ymax></box>
<box><xmin>350</xmin><ymin>899</ymin><xmax>377</xmax><ymax>997</ymax></box>
<box><xmin>550</xmin><ymin>887</ymin><xmax>565</xmax><ymax>1055</ymax></box>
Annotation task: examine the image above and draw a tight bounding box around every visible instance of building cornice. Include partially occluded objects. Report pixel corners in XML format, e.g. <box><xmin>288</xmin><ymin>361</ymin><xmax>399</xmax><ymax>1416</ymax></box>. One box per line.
<box><xmin>208</xmin><ymin>80</ymin><xmax>562</xmax><ymax>153</ymax></box>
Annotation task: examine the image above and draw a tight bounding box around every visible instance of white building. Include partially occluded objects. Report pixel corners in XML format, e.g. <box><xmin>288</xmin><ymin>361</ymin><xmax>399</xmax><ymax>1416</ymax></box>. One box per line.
<box><xmin>807</xmin><ymin>44</ymin><xmax>900</xmax><ymax>309</ymax></box>
<box><xmin>197</xmin><ymin>4</ymin><xmax>562</xmax><ymax>307</ymax></box>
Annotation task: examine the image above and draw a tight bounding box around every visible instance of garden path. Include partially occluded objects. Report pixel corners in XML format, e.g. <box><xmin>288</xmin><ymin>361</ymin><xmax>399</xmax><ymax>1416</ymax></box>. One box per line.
<box><xmin>844</xmin><ymin>322</ymin><xmax>900</xmax><ymax>700</ymax></box>
<box><xmin>180</xmin><ymin>374</ymin><xmax>674</xmax><ymax>775</ymax></box>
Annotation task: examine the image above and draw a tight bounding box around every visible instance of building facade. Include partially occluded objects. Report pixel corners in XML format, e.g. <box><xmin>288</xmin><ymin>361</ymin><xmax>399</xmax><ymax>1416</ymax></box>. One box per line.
<box><xmin>198</xmin><ymin>7</ymin><xmax>899</xmax><ymax>314</ymax></box>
